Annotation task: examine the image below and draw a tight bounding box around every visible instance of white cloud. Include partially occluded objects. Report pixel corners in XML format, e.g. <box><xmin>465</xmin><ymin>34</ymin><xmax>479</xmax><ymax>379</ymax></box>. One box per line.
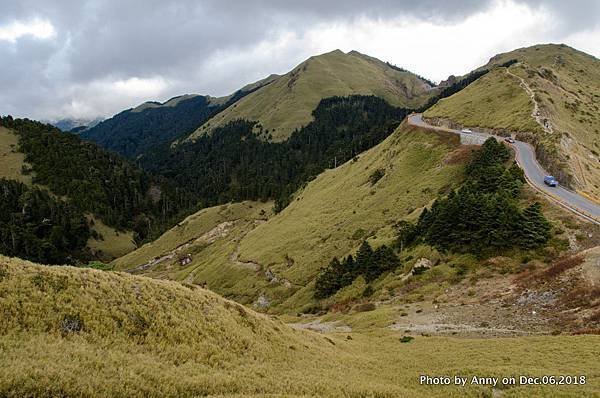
<box><xmin>0</xmin><ymin>18</ymin><xmax>56</xmax><ymax>43</ymax></box>
<box><xmin>298</xmin><ymin>1</ymin><xmax>556</xmax><ymax>82</ymax></box>
<box><xmin>51</xmin><ymin>76</ymin><xmax>171</xmax><ymax>119</ymax></box>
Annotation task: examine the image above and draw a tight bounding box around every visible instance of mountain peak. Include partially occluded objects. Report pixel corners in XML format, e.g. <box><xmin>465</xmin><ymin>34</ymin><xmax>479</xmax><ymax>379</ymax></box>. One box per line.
<box><xmin>188</xmin><ymin>50</ymin><xmax>438</xmax><ymax>142</ymax></box>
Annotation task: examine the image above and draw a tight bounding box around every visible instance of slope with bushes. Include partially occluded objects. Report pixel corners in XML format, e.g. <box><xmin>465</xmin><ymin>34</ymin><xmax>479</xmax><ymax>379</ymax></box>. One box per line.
<box><xmin>116</xmin><ymin>122</ymin><xmax>467</xmax><ymax>310</ymax></box>
<box><xmin>0</xmin><ymin>117</ymin><xmax>197</xmax><ymax>263</ymax></box>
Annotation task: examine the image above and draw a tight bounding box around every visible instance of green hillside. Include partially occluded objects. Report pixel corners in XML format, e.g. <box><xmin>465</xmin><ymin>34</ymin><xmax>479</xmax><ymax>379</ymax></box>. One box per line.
<box><xmin>115</xmin><ymin>122</ymin><xmax>466</xmax><ymax>310</ymax></box>
<box><xmin>188</xmin><ymin>50</ymin><xmax>437</xmax><ymax>142</ymax></box>
<box><xmin>425</xmin><ymin>44</ymin><xmax>600</xmax><ymax>197</ymax></box>
<box><xmin>3</xmin><ymin>255</ymin><xmax>600</xmax><ymax>397</ymax></box>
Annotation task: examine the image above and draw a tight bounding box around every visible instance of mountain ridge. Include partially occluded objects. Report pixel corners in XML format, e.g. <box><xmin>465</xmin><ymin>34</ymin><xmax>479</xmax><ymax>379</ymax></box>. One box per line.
<box><xmin>186</xmin><ymin>49</ymin><xmax>438</xmax><ymax>142</ymax></box>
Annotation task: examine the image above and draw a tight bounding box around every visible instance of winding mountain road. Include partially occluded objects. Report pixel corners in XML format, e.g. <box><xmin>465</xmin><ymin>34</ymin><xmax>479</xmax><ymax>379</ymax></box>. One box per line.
<box><xmin>407</xmin><ymin>114</ymin><xmax>600</xmax><ymax>224</ymax></box>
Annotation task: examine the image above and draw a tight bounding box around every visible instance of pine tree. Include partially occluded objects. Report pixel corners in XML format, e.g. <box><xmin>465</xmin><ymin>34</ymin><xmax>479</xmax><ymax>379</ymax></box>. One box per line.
<box><xmin>520</xmin><ymin>202</ymin><xmax>551</xmax><ymax>249</ymax></box>
<box><xmin>355</xmin><ymin>241</ymin><xmax>373</xmax><ymax>275</ymax></box>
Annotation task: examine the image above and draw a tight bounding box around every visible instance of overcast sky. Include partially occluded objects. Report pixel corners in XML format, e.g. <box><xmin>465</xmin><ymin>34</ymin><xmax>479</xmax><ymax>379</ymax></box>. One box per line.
<box><xmin>1</xmin><ymin>0</ymin><xmax>599</xmax><ymax>121</ymax></box>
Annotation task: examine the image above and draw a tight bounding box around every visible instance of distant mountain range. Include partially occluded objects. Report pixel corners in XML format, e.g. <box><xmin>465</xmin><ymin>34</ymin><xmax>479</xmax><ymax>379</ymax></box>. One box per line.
<box><xmin>50</xmin><ymin>117</ymin><xmax>104</xmax><ymax>133</ymax></box>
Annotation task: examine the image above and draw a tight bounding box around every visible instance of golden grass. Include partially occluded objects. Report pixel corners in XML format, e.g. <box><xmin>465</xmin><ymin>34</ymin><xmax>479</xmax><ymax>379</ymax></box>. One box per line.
<box><xmin>189</xmin><ymin>50</ymin><xmax>436</xmax><ymax>142</ymax></box>
<box><xmin>0</xmin><ymin>126</ymin><xmax>31</xmax><ymax>185</ymax></box>
<box><xmin>0</xmin><ymin>256</ymin><xmax>599</xmax><ymax>397</ymax></box>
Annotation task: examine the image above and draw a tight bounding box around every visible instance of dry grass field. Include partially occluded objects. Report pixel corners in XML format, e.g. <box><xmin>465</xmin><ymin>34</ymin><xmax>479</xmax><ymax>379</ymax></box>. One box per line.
<box><xmin>1</xmin><ymin>256</ymin><xmax>598</xmax><ymax>397</ymax></box>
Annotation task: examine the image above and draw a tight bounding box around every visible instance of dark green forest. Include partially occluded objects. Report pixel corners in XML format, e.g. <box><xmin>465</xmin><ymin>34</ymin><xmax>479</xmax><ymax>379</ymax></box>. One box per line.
<box><xmin>143</xmin><ymin>95</ymin><xmax>410</xmax><ymax>211</ymax></box>
<box><xmin>82</xmin><ymin>95</ymin><xmax>220</xmax><ymax>158</ymax></box>
<box><xmin>82</xmin><ymin>82</ymin><xmax>273</xmax><ymax>159</ymax></box>
<box><xmin>0</xmin><ymin>179</ymin><xmax>91</xmax><ymax>264</ymax></box>
<box><xmin>0</xmin><ymin>117</ymin><xmax>196</xmax><ymax>242</ymax></box>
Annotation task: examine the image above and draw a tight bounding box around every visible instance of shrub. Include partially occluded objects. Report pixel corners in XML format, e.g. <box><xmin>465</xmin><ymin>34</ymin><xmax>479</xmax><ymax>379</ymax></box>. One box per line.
<box><xmin>541</xmin><ymin>255</ymin><xmax>584</xmax><ymax>279</ymax></box>
<box><xmin>353</xmin><ymin>303</ymin><xmax>376</xmax><ymax>312</ymax></box>
<box><xmin>400</xmin><ymin>336</ymin><xmax>414</xmax><ymax>343</ymax></box>
<box><xmin>368</xmin><ymin>168</ymin><xmax>385</xmax><ymax>186</ymax></box>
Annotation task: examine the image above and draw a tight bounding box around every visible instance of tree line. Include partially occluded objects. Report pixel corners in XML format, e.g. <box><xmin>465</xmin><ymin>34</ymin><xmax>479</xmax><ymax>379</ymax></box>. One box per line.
<box><xmin>0</xmin><ymin>117</ymin><xmax>197</xmax><ymax>243</ymax></box>
<box><xmin>81</xmin><ymin>81</ymin><xmax>271</xmax><ymax>159</ymax></box>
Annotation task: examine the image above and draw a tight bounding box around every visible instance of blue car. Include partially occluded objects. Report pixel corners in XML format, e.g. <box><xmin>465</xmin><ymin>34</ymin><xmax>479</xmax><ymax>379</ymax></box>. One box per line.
<box><xmin>544</xmin><ymin>175</ymin><xmax>558</xmax><ymax>187</ymax></box>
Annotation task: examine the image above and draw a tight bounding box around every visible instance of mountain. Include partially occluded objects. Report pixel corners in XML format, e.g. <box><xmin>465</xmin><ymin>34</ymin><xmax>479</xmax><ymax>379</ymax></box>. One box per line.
<box><xmin>81</xmin><ymin>75</ymin><xmax>279</xmax><ymax>159</ymax></box>
<box><xmin>187</xmin><ymin>49</ymin><xmax>438</xmax><ymax>142</ymax></box>
<box><xmin>3</xmin><ymin>44</ymin><xmax>600</xmax><ymax>396</ymax></box>
<box><xmin>51</xmin><ymin>117</ymin><xmax>103</xmax><ymax>133</ymax></box>
<box><xmin>0</xmin><ymin>117</ymin><xmax>195</xmax><ymax>263</ymax></box>
<box><xmin>424</xmin><ymin>43</ymin><xmax>600</xmax><ymax>197</ymax></box>
<box><xmin>141</xmin><ymin>95</ymin><xmax>411</xmax><ymax>210</ymax></box>
<box><xmin>114</xmin><ymin>117</ymin><xmax>599</xmax><ymax>320</ymax></box>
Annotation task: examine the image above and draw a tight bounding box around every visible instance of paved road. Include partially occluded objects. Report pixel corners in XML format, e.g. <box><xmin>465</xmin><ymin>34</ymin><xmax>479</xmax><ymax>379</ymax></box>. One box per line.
<box><xmin>408</xmin><ymin>114</ymin><xmax>600</xmax><ymax>224</ymax></box>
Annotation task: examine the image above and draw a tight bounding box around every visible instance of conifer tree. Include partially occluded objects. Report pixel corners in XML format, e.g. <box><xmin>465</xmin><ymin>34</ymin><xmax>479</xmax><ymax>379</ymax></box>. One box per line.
<box><xmin>520</xmin><ymin>202</ymin><xmax>551</xmax><ymax>249</ymax></box>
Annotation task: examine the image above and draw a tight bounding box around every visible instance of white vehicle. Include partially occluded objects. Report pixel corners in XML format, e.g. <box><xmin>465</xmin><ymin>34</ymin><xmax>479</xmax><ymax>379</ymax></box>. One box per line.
<box><xmin>461</xmin><ymin>128</ymin><xmax>473</xmax><ymax>134</ymax></box>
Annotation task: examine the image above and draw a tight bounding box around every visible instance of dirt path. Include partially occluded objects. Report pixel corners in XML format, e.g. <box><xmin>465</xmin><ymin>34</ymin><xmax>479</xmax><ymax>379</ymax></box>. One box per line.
<box><xmin>182</xmin><ymin>220</ymin><xmax>264</xmax><ymax>284</ymax></box>
<box><xmin>505</xmin><ymin>67</ymin><xmax>554</xmax><ymax>134</ymax></box>
<box><xmin>228</xmin><ymin>220</ymin><xmax>265</xmax><ymax>271</ymax></box>
<box><xmin>128</xmin><ymin>221</ymin><xmax>237</xmax><ymax>276</ymax></box>
<box><xmin>289</xmin><ymin>320</ymin><xmax>352</xmax><ymax>333</ymax></box>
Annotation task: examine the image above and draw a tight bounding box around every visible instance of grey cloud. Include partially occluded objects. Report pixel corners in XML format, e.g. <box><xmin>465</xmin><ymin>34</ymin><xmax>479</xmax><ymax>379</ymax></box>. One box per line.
<box><xmin>1</xmin><ymin>0</ymin><xmax>598</xmax><ymax>120</ymax></box>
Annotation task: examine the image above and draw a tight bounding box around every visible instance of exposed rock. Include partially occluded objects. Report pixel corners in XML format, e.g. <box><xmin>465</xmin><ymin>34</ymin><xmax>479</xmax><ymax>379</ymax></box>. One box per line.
<box><xmin>414</xmin><ymin>258</ymin><xmax>432</xmax><ymax>269</ymax></box>
<box><xmin>255</xmin><ymin>293</ymin><xmax>270</xmax><ymax>309</ymax></box>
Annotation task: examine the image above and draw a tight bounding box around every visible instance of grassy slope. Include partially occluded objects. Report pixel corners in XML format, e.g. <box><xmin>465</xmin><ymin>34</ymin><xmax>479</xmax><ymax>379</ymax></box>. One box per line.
<box><xmin>116</xmin><ymin>123</ymin><xmax>466</xmax><ymax>311</ymax></box>
<box><xmin>86</xmin><ymin>215</ymin><xmax>136</xmax><ymax>261</ymax></box>
<box><xmin>425</xmin><ymin>44</ymin><xmax>600</xmax><ymax>196</ymax></box>
<box><xmin>0</xmin><ymin>126</ymin><xmax>136</xmax><ymax>262</ymax></box>
<box><xmin>189</xmin><ymin>50</ymin><xmax>436</xmax><ymax>142</ymax></box>
<box><xmin>424</xmin><ymin>67</ymin><xmax>541</xmax><ymax>133</ymax></box>
<box><xmin>1</xmin><ymin>256</ymin><xmax>599</xmax><ymax>397</ymax></box>
<box><xmin>113</xmin><ymin>201</ymin><xmax>271</xmax><ymax>269</ymax></box>
<box><xmin>112</xmin><ymin>201</ymin><xmax>275</xmax><ymax>304</ymax></box>
<box><xmin>237</xmin><ymin>123</ymin><xmax>464</xmax><ymax>312</ymax></box>
<box><xmin>0</xmin><ymin>127</ymin><xmax>31</xmax><ymax>185</ymax></box>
